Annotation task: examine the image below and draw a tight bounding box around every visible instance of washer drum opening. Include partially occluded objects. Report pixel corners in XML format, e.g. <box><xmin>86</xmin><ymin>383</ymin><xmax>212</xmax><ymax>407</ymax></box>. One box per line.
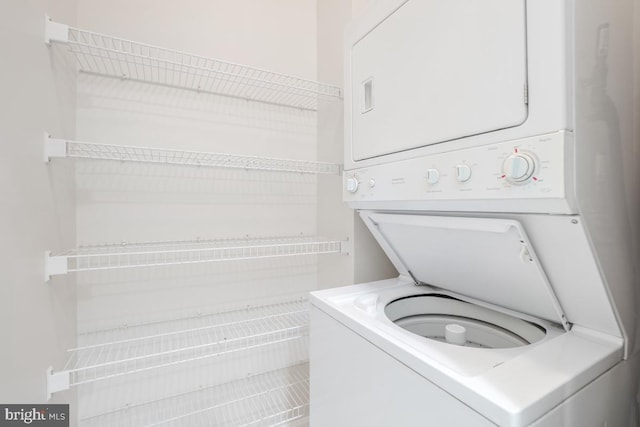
<box><xmin>385</xmin><ymin>295</ymin><xmax>546</xmax><ymax>349</ymax></box>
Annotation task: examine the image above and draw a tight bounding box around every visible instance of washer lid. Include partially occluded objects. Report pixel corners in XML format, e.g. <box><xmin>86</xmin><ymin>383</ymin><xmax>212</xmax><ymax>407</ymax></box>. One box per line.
<box><xmin>362</xmin><ymin>212</ymin><xmax>570</xmax><ymax>330</ymax></box>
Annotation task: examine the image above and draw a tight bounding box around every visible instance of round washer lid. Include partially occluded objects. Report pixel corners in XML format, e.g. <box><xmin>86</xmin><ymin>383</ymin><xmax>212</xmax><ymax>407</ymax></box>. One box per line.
<box><xmin>361</xmin><ymin>212</ymin><xmax>569</xmax><ymax>330</ymax></box>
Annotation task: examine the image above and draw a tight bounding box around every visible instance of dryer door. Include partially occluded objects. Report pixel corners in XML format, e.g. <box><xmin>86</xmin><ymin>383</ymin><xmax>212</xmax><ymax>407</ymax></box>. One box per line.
<box><xmin>361</xmin><ymin>212</ymin><xmax>570</xmax><ymax>330</ymax></box>
<box><xmin>350</xmin><ymin>0</ymin><xmax>528</xmax><ymax>161</ymax></box>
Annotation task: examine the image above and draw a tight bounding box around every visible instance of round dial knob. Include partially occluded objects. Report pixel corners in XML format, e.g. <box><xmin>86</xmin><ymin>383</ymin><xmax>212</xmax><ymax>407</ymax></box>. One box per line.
<box><xmin>503</xmin><ymin>153</ymin><xmax>536</xmax><ymax>183</ymax></box>
<box><xmin>346</xmin><ymin>177</ymin><xmax>360</xmax><ymax>193</ymax></box>
<box><xmin>426</xmin><ymin>168</ymin><xmax>440</xmax><ymax>185</ymax></box>
<box><xmin>456</xmin><ymin>164</ymin><xmax>472</xmax><ymax>182</ymax></box>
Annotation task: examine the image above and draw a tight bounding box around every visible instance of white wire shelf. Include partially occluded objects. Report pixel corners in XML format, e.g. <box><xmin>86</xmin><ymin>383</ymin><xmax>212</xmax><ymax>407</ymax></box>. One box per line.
<box><xmin>45</xmin><ymin>17</ymin><xmax>341</xmax><ymax>111</ymax></box>
<box><xmin>44</xmin><ymin>135</ymin><xmax>342</xmax><ymax>175</ymax></box>
<box><xmin>79</xmin><ymin>363</ymin><xmax>309</xmax><ymax>427</ymax></box>
<box><xmin>47</xmin><ymin>300</ymin><xmax>309</xmax><ymax>398</ymax></box>
<box><xmin>45</xmin><ymin>236</ymin><xmax>348</xmax><ymax>279</ymax></box>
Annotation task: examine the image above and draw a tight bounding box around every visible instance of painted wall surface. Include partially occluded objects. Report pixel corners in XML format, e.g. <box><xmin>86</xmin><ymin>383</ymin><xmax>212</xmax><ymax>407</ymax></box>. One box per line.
<box><xmin>76</xmin><ymin>0</ymin><xmax>317</xmax><ymax>80</ymax></box>
<box><xmin>348</xmin><ymin>0</ymin><xmax>397</xmax><ymax>286</ymax></box>
<box><xmin>317</xmin><ymin>0</ymin><xmax>396</xmax><ymax>289</ymax></box>
<box><xmin>74</xmin><ymin>0</ymin><xmax>321</xmax><ymax>326</ymax></box>
<box><xmin>0</xmin><ymin>0</ymin><xmax>389</xmax><ymax>419</ymax></box>
<box><xmin>317</xmin><ymin>0</ymin><xmax>355</xmax><ymax>289</ymax></box>
<box><xmin>574</xmin><ymin>0</ymin><xmax>639</xmax><ymax>357</ymax></box>
<box><xmin>0</xmin><ymin>0</ymin><xmax>77</xmax><ymax>411</ymax></box>
<box><xmin>72</xmin><ymin>0</ymin><xmax>330</xmax><ymax>418</ymax></box>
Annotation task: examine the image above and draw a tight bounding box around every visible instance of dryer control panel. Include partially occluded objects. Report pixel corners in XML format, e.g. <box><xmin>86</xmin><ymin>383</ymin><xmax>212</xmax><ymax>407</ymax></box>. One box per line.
<box><xmin>343</xmin><ymin>132</ymin><xmax>575</xmax><ymax>214</ymax></box>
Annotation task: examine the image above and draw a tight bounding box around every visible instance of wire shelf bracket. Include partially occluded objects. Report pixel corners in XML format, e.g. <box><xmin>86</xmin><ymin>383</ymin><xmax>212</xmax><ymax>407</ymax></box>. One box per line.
<box><xmin>46</xmin><ymin>366</ymin><xmax>70</xmax><ymax>400</ymax></box>
<box><xmin>340</xmin><ymin>238</ymin><xmax>352</xmax><ymax>256</ymax></box>
<box><xmin>44</xmin><ymin>16</ymin><xmax>342</xmax><ymax>110</ymax></box>
<box><xmin>45</xmin><ymin>15</ymin><xmax>69</xmax><ymax>44</ymax></box>
<box><xmin>43</xmin><ymin>133</ymin><xmax>342</xmax><ymax>175</ymax></box>
<box><xmin>45</xmin><ymin>250</ymin><xmax>68</xmax><ymax>282</ymax></box>
<box><xmin>45</xmin><ymin>237</ymin><xmax>347</xmax><ymax>281</ymax></box>
<box><xmin>43</xmin><ymin>133</ymin><xmax>66</xmax><ymax>163</ymax></box>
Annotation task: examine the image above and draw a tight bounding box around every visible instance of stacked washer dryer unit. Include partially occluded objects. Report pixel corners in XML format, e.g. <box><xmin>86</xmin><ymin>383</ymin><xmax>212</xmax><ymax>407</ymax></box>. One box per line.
<box><xmin>310</xmin><ymin>0</ymin><xmax>639</xmax><ymax>426</ymax></box>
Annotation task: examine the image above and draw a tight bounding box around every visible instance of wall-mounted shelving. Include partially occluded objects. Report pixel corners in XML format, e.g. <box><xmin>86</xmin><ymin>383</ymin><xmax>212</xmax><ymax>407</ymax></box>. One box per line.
<box><xmin>79</xmin><ymin>363</ymin><xmax>309</xmax><ymax>427</ymax></box>
<box><xmin>45</xmin><ymin>17</ymin><xmax>342</xmax><ymax>111</ymax></box>
<box><xmin>46</xmin><ymin>236</ymin><xmax>347</xmax><ymax>279</ymax></box>
<box><xmin>47</xmin><ymin>299</ymin><xmax>308</xmax><ymax>398</ymax></box>
<box><xmin>42</xmin><ymin>11</ymin><xmax>343</xmax><ymax>425</ymax></box>
<box><xmin>44</xmin><ymin>134</ymin><xmax>342</xmax><ymax>175</ymax></box>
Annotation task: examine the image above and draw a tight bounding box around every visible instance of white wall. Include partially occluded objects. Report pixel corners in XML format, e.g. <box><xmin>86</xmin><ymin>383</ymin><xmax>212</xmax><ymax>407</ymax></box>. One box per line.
<box><xmin>316</xmin><ymin>0</ymin><xmax>355</xmax><ymax>289</ymax></box>
<box><xmin>0</xmin><ymin>0</ymin><xmax>396</xmax><ymax>419</ymax></box>
<box><xmin>348</xmin><ymin>0</ymin><xmax>397</xmax><ymax>286</ymax></box>
<box><xmin>0</xmin><ymin>0</ymin><xmax>77</xmax><ymax>408</ymax></box>
<box><xmin>76</xmin><ymin>0</ymin><xmax>317</xmax><ymax>80</ymax></box>
<box><xmin>572</xmin><ymin>0</ymin><xmax>640</xmax><ymax>359</ymax></box>
<box><xmin>72</xmin><ymin>0</ymin><xmax>331</xmax><ymax>418</ymax></box>
<box><xmin>74</xmin><ymin>0</ymin><xmax>322</xmax><ymax>326</ymax></box>
<box><xmin>317</xmin><ymin>0</ymin><xmax>396</xmax><ymax>289</ymax></box>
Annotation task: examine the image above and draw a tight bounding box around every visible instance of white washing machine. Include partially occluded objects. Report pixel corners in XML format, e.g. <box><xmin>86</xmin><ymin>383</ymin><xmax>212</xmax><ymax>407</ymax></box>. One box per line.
<box><xmin>310</xmin><ymin>0</ymin><xmax>639</xmax><ymax>426</ymax></box>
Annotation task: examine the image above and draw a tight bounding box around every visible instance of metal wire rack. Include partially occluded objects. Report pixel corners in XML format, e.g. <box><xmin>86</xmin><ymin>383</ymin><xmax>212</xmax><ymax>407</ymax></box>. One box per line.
<box><xmin>79</xmin><ymin>363</ymin><xmax>309</xmax><ymax>427</ymax></box>
<box><xmin>44</xmin><ymin>136</ymin><xmax>342</xmax><ymax>175</ymax></box>
<box><xmin>46</xmin><ymin>18</ymin><xmax>341</xmax><ymax>110</ymax></box>
<box><xmin>46</xmin><ymin>236</ymin><xmax>347</xmax><ymax>279</ymax></box>
<box><xmin>48</xmin><ymin>300</ymin><xmax>309</xmax><ymax>398</ymax></box>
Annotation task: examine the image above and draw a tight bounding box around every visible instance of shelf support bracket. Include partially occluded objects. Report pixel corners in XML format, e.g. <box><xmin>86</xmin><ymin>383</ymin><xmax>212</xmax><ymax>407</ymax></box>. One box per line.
<box><xmin>45</xmin><ymin>252</ymin><xmax>68</xmax><ymax>282</ymax></box>
<box><xmin>46</xmin><ymin>367</ymin><xmax>70</xmax><ymax>400</ymax></box>
<box><xmin>340</xmin><ymin>239</ymin><xmax>351</xmax><ymax>256</ymax></box>
<box><xmin>44</xmin><ymin>133</ymin><xmax>67</xmax><ymax>163</ymax></box>
<box><xmin>45</xmin><ymin>16</ymin><xmax>69</xmax><ymax>44</ymax></box>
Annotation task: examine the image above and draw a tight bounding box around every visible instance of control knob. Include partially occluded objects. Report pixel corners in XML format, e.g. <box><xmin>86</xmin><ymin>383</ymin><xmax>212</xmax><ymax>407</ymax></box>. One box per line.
<box><xmin>346</xmin><ymin>177</ymin><xmax>360</xmax><ymax>193</ymax></box>
<box><xmin>426</xmin><ymin>168</ymin><xmax>440</xmax><ymax>185</ymax></box>
<box><xmin>455</xmin><ymin>164</ymin><xmax>472</xmax><ymax>182</ymax></box>
<box><xmin>502</xmin><ymin>153</ymin><xmax>536</xmax><ymax>183</ymax></box>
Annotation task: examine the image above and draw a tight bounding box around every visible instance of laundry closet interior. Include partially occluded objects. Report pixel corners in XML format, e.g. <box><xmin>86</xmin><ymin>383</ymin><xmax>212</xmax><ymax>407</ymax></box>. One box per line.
<box><xmin>3</xmin><ymin>0</ymin><xmax>640</xmax><ymax>426</ymax></box>
<box><xmin>2</xmin><ymin>1</ymin><xmax>396</xmax><ymax>425</ymax></box>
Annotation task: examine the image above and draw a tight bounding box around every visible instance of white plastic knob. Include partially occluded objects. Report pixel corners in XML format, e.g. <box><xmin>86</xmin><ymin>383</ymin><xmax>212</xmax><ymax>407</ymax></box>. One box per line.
<box><xmin>456</xmin><ymin>165</ymin><xmax>472</xmax><ymax>182</ymax></box>
<box><xmin>426</xmin><ymin>168</ymin><xmax>440</xmax><ymax>185</ymax></box>
<box><xmin>346</xmin><ymin>177</ymin><xmax>360</xmax><ymax>193</ymax></box>
<box><xmin>503</xmin><ymin>153</ymin><xmax>535</xmax><ymax>182</ymax></box>
<box><xmin>445</xmin><ymin>324</ymin><xmax>467</xmax><ymax>346</ymax></box>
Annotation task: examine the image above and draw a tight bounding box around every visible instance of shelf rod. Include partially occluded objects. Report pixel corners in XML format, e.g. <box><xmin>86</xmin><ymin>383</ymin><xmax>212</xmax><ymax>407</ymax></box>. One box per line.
<box><xmin>45</xmin><ymin>238</ymin><xmax>347</xmax><ymax>280</ymax></box>
<box><xmin>44</xmin><ymin>17</ymin><xmax>342</xmax><ymax>109</ymax></box>
<box><xmin>44</xmin><ymin>134</ymin><xmax>342</xmax><ymax>175</ymax></box>
<box><xmin>69</xmin><ymin>41</ymin><xmax>333</xmax><ymax>99</ymax></box>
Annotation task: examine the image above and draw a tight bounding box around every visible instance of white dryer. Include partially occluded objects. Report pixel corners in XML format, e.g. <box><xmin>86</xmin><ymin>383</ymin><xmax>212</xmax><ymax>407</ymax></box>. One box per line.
<box><xmin>310</xmin><ymin>0</ymin><xmax>639</xmax><ymax>426</ymax></box>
